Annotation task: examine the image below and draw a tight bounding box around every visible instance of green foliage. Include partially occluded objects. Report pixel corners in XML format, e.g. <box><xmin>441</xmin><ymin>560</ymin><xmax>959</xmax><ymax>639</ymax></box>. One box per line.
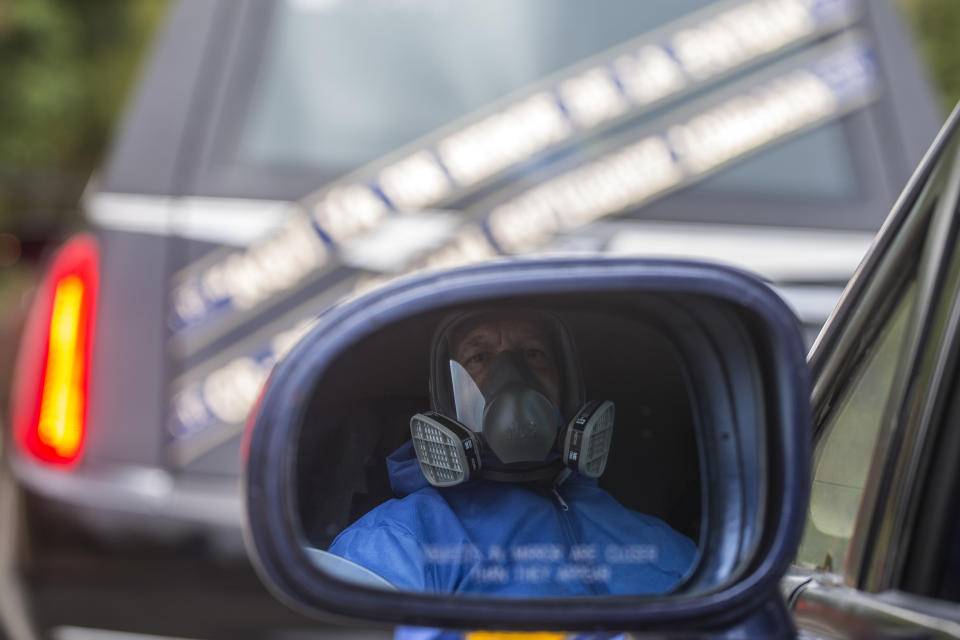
<box><xmin>897</xmin><ymin>0</ymin><xmax>960</xmax><ymax>115</ymax></box>
<box><xmin>0</xmin><ymin>0</ymin><xmax>168</xmax><ymax>233</ymax></box>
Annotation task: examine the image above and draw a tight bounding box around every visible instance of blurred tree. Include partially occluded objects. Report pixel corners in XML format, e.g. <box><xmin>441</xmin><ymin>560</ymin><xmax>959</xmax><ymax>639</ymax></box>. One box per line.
<box><xmin>897</xmin><ymin>0</ymin><xmax>960</xmax><ymax>115</ymax></box>
<box><xmin>0</xmin><ymin>0</ymin><xmax>168</xmax><ymax>241</ymax></box>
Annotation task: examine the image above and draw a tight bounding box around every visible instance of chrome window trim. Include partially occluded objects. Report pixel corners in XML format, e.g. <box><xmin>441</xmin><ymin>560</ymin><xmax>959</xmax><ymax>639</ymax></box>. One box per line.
<box><xmin>854</xmin><ymin>140</ymin><xmax>960</xmax><ymax>592</ymax></box>
<box><xmin>807</xmin><ymin>106</ymin><xmax>960</xmax><ymax>591</ymax></box>
<box><xmin>810</xmin><ymin>104</ymin><xmax>960</xmax><ymax>379</ymax></box>
<box><xmin>794</xmin><ymin>581</ymin><xmax>960</xmax><ymax>637</ymax></box>
<box><xmin>85</xmin><ymin>192</ymin><xmax>294</xmax><ymax>246</ymax></box>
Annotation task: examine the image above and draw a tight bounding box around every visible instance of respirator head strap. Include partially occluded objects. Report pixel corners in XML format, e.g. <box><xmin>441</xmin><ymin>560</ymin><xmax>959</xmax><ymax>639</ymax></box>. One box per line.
<box><xmin>478</xmin><ymin>459</ymin><xmax>564</xmax><ymax>484</ymax></box>
<box><xmin>410</xmin><ymin>412</ymin><xmax>483</xmax><ymax>487</ymax></box>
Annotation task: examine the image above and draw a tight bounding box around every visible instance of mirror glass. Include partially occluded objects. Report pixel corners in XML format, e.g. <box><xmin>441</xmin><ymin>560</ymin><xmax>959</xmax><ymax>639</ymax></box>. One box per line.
<box><xmin>294</xmin><ymin>299</ymin><xmax>722</xmax><ymax>598</ymax></box>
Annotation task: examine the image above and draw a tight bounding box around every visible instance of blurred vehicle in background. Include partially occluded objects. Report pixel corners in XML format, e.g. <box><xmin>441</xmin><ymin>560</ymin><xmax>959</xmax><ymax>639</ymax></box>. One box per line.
<box><xmin>4</xmin><ymin>0</ymin><xmax>943</xmax><ymax>637</ymax></box>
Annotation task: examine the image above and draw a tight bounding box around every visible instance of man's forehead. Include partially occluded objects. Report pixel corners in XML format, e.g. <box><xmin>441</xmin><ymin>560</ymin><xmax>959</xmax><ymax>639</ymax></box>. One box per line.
<box><xmin>459</xmin><ymin>319</ymin><xmax>546</xmax><ymax>344</ymax></box>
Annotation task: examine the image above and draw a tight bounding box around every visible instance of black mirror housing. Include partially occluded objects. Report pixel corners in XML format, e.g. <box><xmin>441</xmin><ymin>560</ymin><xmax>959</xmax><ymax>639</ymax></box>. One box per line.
<box><xmin>244</xmin><ymin>258</ymin><xmax>811</xmax><ymax>635</ymax></box>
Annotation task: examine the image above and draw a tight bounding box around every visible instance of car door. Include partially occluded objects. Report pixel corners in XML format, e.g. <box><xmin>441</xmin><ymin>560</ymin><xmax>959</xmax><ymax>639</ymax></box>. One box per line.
<box><xmin>785</xmin><ymin>102</ymin><xmax>960</xmax><ymax>637</ymax></box>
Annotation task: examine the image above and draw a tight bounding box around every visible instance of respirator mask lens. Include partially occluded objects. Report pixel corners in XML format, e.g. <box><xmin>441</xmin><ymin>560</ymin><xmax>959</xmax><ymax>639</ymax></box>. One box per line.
<box><xmin>563</xmin><ymin>400</ymin><xmax>615</xmax><ymax>478</ymax></box>
<box><xmin>410</xmin><ymin>412</ymin><xmax>482</xmax><ymax>487</ymax></box>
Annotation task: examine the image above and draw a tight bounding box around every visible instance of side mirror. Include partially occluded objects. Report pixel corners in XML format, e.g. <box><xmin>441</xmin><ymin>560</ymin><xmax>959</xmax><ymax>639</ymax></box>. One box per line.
<box><xmin>244</xmin><ymin>258</ymin><xmax>810</xmax><ymax>635</ymax></box>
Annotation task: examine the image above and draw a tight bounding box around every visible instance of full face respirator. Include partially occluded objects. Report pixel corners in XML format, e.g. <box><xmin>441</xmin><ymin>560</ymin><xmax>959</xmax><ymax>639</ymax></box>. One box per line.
<box><xmin>410</xmin><ymin>311</ymin><xmax>615</xmax><ymax>487</ymax></box>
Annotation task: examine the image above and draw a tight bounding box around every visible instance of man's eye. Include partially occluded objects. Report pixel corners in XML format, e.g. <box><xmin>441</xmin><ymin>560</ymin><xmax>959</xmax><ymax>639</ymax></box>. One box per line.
<box><xmin>464</xmin><ymin>352</ymin><xmax>490</xmax><ymax>366</ymax></box>
<box><xmin>524</xmin><ymin>348</ymin><xmax>549</xmax><ymax>362</ymax></box>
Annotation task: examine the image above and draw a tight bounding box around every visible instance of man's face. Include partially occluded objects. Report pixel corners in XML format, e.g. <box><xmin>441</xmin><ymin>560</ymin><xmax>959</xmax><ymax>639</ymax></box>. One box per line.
<box><xmin>453</xmin><ymin>318</ymin><xmax>561</xmax><ymax>404</ymax></box>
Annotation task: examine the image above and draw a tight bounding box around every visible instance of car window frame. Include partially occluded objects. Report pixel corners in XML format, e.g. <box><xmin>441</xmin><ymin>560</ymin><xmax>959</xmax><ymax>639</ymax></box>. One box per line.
<box><xmin>900</xmin><ymin>319</ymin><xmax>960</xmax><ymax>600</ymax></box>
<box><xmin>852</xmin><ymin>137</ymin><xmax>960</xmax><ymax>593</ymax></box>
<box><xmin>806</xmin><ymin>104</ymin><xmax>960</xmax><ymax>591</ymax></box>
<box><xmin>796</xmin><ymin>276</ymin><xmax>919</xmax><ymax>572</ymax></box>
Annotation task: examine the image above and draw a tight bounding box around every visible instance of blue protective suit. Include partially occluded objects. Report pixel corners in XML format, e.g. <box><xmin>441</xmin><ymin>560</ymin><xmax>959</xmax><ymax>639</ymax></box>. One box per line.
<box><xmin>328</xmin><ymin>441</ymin><xmax>696</xmax><ymax>595</ymax></box>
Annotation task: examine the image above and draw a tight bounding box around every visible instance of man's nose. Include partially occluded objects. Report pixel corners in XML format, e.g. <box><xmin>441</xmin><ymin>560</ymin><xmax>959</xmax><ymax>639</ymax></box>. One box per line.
<box><xmin>485</xmin><ymin>350</ymin><xmax>535</xmax><ymax>380</ymax></box>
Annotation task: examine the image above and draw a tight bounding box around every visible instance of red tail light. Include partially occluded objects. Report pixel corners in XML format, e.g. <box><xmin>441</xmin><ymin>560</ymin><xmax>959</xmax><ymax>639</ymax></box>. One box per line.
<box><xmin>11</xmin><ymin>234</ymin><xmax>99</xmax><ymax>466</ymax></box>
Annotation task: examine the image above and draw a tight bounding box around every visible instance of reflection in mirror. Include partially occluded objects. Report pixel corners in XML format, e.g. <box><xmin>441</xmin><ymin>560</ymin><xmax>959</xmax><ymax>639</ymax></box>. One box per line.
<box><xmin>296</xmin><ymin>302</ymin><xmax>715</xmax><ymax>597</ymax></box>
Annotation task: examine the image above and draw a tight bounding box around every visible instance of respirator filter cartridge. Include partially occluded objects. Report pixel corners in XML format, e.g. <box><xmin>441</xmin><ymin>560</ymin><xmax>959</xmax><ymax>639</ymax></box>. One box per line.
<box><xmin>410</xmin><ymin>412</ymin><xmax>483</xmax><ymax>487</ymax></box>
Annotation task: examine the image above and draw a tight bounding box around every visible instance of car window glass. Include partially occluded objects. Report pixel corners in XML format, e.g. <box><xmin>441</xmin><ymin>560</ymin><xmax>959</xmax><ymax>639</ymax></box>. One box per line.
<box><xmin>233</xmin><ymin>0</ymin><xmax>862</xmax><ymax>204</ymax></box>
<box><xmin>241</xmin><ymin>0</ymin><xmax>710</xmax><ymax>172</ymax></box>
<box><xmin>690</xmin><ymin>120</ymin><xmax>859</xmax><ymax>200</ymax></box>
<box><xmin>796</xmin><ymin>281</ymin><xmax>917</xmax><ymax>571</ymax></box>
